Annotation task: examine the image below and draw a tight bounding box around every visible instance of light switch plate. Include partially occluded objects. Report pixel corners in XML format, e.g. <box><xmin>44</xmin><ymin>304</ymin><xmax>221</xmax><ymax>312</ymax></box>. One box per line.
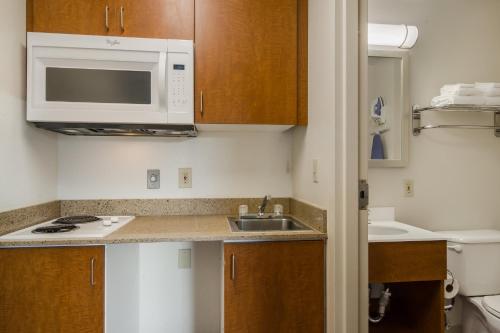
<box><xmin>313</xmin><ymin>159</ymin><xmax>319</xmax><ymax>183</ymax></box>
<box><xmin>147</xmin><ymin>169</ymin><xmax>160</xmax><ymax>189</ymax></box>
<box><xmin>178</xmin><ymin>168</ymin><xmax>192</xmax><ymax>188</ymax></box>
<box><xmin>178</xmin><ymin>249</ymin><xmax>191</xmax><ymax>269</ymax></box>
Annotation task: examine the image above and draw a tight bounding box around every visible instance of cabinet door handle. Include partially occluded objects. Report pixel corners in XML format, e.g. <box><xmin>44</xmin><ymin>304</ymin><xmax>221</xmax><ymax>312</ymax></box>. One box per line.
<box><xmin>200</xmin><ymin>91</ymin><xmax>204</xmax><ymax>115</ymax></box>
<box><xmin>105</xmin><ymin>5</ymin><xmax>109</xmax><ymax>31</ymax></box>
<box><xmin>90</xmin><ymin>257</ymin><xmax>96</xmax><ymax>286</ymax></box>
<box><xmin>120</xmin><ymin>6</ymin><xmax>125</xmax><ymax>32</ymax></box>
<box><xmin>230</xmin><ymin>254</ymin><xmax>236</xmax><ymax>280</ymax></box>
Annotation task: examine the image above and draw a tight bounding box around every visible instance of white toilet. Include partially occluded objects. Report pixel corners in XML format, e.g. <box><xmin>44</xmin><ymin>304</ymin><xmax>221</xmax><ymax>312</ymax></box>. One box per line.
<box><xmin>438</xmin><ymin>229</ymin><xmax>500</xmax><ymax>333</ymax></box>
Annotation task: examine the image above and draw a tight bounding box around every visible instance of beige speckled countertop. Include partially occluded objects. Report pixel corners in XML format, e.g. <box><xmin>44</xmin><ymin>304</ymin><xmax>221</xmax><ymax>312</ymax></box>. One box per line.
<box><xmin>0</xmin><ymin>215</ymin><xmax>326</xmax><ymax>247</ymax></box>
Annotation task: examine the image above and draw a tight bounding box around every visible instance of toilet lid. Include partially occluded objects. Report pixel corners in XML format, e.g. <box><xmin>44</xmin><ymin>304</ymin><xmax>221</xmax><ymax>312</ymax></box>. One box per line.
<box><xmin>482</xmin><ymin>296</ymin><xmax>500</xmax><ymax>319</ymax></box>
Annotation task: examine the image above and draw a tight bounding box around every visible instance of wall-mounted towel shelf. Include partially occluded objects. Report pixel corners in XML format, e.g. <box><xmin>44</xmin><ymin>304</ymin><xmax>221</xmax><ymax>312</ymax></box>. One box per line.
<box><xmin>412</xmin><ymin>105</ymin><xmax>500</xmax><ymax>137</ymax></box>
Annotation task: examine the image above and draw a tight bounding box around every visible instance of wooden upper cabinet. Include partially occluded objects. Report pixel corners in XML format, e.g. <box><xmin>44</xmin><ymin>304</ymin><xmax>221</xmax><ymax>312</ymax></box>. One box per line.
<box><xmin>115</xmin><ymin>0</ymin><xmax>194</xmax><ymax>39</ymax></box>
<box><xmin>27</xmin><ymin>0</ymin><xmax>194</xmax><ymax>39</ymax></box>
<box><xmin>0</xmin><ymin>246</ymin><xmax>104</xmax><ymax>333</ymax></box>
<box><xmin>27</xmin><ymin>0</ymin><xmax>113</xmax><ymax>35</ymax></box>
<box><xmin>195</xmin><ymin>0</ymin><xmax>300</xmax><ymax>125</ymax></box>
<box><xmin>224</xmin><ymin>241</ymin><xmax>325</xmax><ymax>332</ymax></box>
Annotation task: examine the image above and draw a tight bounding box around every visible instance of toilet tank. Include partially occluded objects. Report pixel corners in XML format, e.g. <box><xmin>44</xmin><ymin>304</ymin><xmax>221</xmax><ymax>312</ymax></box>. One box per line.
<box><xmin>437</xmin><ymin>230</ymin><xmax>500</xmax><ymax>297</ymax></box>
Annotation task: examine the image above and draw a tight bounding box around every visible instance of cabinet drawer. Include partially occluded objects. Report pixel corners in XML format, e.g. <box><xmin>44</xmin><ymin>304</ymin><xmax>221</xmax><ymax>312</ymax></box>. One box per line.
<box><xmin>369</xmin><ymin>241</ymin><xmax>446</xmax><ymax>283</ymax></box>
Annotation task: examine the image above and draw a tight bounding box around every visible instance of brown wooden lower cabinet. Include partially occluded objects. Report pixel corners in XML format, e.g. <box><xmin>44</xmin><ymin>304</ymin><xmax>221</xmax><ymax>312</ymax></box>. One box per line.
<box><xmin>369</xmin><ymin>241</ymin><xmax>446</xmax><ymax>333</ymax></box>
<box><xmin>224</xmin><ymin>240</ymin><xmax>325</xmax><ymax>333</ymax></box>
<box><xmin>0</xmin><ymin>246</ymin><xmax>104</xmax><ymax>333</ymax></box>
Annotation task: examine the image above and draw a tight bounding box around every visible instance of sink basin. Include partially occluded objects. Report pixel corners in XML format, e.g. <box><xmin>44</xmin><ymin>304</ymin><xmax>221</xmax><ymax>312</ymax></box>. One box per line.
<box><xmin>228</xmin><ymin>216</ymin><xmax>311</xmax><ymax>232</ymax></box>
<box><xmin>369</xmin><ymin>225</ymin><xmax>409</xmax><ymax>236</ymax></box>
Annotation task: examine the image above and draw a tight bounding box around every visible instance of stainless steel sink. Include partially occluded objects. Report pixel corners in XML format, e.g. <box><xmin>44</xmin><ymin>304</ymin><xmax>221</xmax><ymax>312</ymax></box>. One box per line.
<box><xmin>228</xmin><ymin>216</ymin><xmax>311</xmax><ymax>232</ymax></box>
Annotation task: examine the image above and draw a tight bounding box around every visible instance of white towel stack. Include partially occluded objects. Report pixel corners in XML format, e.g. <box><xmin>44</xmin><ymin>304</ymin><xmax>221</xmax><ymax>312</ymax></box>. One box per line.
<box><xmin>440</xmin><ymin>84</ymin><xmax>482</xmax><ymax>97</ymax></box>
<box><xmin>431</xmin><ymin>82</ymin><xmax>500</xmax><ymax>107</ymax></box>
<box><xmin>475</xmin><ymin>83</ymin><xmax>500</xmax><ymax>105</ymax></box>
<box><xmin>475</xmin><ymin>82</ymin><xmax>500</xmax><ymax>96</ymax></box>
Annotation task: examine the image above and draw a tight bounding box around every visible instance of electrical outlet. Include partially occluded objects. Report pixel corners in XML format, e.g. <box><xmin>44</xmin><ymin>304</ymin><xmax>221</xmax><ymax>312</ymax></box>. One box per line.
<box><xmin>404</xmin><ymin>179</ymin><xmax>414</xmax><ymax>197</ymax></box>
<box><xmin>178</xmin><ymin>168</ymin><xmax>192</xmax><ymax>188</ymax></box>
<box><xmin>147</xmin><ymin>169</ymin><xmax>160</xmax><ymax>189</ymax></box>
<box><xmin>313</xmin><ymin>159</ymin><xmax>319</xmax><ymax>183</ymax></box>
<box><xmin>178</xmin><ymin>249</ymin><xmax>191</xmax><ymax>269</ymax></box>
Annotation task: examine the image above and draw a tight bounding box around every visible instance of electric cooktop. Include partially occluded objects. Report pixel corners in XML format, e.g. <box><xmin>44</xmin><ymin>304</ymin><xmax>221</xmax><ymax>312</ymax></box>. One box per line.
<box><xmin>0</xmin><ymin>215</ymin><xmax>135</xmax><ymax>240</ymax></box>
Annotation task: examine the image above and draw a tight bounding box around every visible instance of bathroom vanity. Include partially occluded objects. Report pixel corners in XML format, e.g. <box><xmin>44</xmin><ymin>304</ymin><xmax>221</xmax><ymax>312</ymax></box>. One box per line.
<box><xmin>369</xmin><ymin>240</ymin><xmax>446</xmax><ymax>333</ymax></box>
<box><xmin>368</xmin><ymin>216</ymin><xmax>447</xmax><ymax>333</ymax></box>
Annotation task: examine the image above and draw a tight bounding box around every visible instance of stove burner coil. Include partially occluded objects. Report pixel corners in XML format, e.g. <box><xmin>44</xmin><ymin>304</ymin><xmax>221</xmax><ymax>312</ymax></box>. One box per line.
<box><xmin>53</xmin><ymin>216</ymin><xmax>101</xmax><ymax>225</ymax></box>
<box><xmin>32</xmin><ymin>225</ymin><xmax>80</xmax><ymax>234</ymax></box>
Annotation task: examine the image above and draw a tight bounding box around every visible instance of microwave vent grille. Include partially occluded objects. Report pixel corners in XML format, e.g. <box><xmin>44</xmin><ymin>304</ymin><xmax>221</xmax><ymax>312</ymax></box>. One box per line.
<box><xmin>32</xmin><ymin>122</ymin><xmax>198</xmax><ymax>137</ymax></box>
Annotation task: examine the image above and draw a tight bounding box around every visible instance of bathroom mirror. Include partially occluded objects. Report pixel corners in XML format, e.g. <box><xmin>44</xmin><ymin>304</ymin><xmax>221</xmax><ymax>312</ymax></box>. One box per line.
<box><xmin>368</xmin><ymin>49</ymin><xmax>410</xmax><ymax>168</ymax></box>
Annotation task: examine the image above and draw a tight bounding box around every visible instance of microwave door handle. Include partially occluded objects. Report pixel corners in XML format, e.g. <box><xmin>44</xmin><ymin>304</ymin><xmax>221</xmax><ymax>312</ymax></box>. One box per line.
<box><xmin>158</xmin><ymin>52</ymin><xmax>167</xmax><ymax>114</ymax></box>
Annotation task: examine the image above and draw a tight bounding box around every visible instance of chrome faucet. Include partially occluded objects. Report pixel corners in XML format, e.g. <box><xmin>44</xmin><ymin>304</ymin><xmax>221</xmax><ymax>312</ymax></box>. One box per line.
<box><xmin>257</xmin><ymin>195</ymin><xmax>271</xmax><ymax>216</ymax></box>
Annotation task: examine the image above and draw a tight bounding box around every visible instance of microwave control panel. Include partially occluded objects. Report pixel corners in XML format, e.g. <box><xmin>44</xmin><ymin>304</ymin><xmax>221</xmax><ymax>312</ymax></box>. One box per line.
<box><xmin>167</xmin><ymin>50</ymin><xmax>193</xmax><ymax>119</ymax></box>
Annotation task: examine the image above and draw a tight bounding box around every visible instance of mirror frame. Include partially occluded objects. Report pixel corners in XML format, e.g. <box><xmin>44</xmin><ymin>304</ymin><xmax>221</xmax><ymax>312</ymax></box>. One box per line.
<box><xmin>368</xmin><ymin>48</ymin><xmax>410</xmax><ymax>168</ymax></box>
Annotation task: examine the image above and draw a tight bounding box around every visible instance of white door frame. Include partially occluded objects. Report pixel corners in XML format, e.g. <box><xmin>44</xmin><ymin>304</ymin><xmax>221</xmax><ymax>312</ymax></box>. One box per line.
<box><xmin>332</xmin><ymin>0</ymin><xmax>368</xmax><ymax>331</ymax></box>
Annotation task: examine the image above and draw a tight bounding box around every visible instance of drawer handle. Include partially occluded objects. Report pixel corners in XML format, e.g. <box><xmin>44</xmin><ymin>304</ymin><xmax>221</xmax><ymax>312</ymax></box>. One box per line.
<box><xmin>447</xmin><ymin>245</ymin><xmax>463</xmax><ymax>253</ymax></box>
<box><xmin>230</xmin><ymin>254</ymin><xmax>236</xmax><ymax>281</ymax></box>
<box><xmin>105</xmin><ymin>5</ymin><xmax>109</xmax><ymax>31</ymax></box>
<box><xmin>90</xmin><ymin>257</ymin><xmax>96</xmax><ymax>286</ymax></box>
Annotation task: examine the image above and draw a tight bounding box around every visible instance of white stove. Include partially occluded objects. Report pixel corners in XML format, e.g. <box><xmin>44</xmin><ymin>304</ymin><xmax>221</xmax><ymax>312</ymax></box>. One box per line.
<box><xmin>0</xmin><ymin>216</ymin><xmax>135</xmax><ymax>240</ymax></box>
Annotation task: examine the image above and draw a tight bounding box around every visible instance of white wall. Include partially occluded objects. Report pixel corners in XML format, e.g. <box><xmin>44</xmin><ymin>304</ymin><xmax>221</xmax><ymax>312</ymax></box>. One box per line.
<box><xmin>0</xmin><ymin>0</ymin><xmax>58</xmax><ymax>212</ymax></box>
<box><xmin>291</xmin><ymin>1</ymin><xmax>335</xmax><ymax>332</ymax></box>
<box><xmin>58</xmin><ymin>131</ymin><xmax>292</xmax><ymax>199</ymax></box>
<box><xmin>138</xmin><ymin>242</ymin><xmax>221</xmax><ymax>333</ymax></box>
<box><xmin>106</xmin><ymin>244</ymin><xmax>140</xmax><ymax>333</ymax></box>
<box><xmin>368</xmin><ymin>0</ymin><xmax>500</xmax><ymax>231</ymax></box>
<box><xmin>106</xmin><ymin>242</ymin><xmax>221</xmax><ymax>333</ymax></box>
<box><xmin>292</xmin><ymin>0</ymin><xmax>335</xmax><ymax>209</ymax></box>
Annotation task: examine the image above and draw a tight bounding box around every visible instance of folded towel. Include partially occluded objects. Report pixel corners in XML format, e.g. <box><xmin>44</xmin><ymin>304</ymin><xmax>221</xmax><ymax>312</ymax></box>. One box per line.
<box><xmin>484</xmin><ymin>88</ymin><xmax>500</xmax><ymax>97</ymax></box>
<box><xmin>485</xmin><ymin>97</ymin><xmax>500</xmax><ymax>106</ymax></box>
<box><xmin>440</xmin><ymin>84</ymin><xmax>482</xmax><ymax>96</ymax></box>
<box><xmin>371</xmin><ymin>134</ymin><xmax>384</xmax><ymax>160</ymax></box>
<box><xmin>441</xmin><ymin>83</ymin><xmax>474</xmax><ymax>92</ymax></box>
<box><xmin>475</xmin><ymin>83</ymin><xmax>500</xmax><ymax>96</ymax></box>
<box><xmin>443</xmin><ymin>83</ymin><xmax>474</xmax><ymax>89</ymax></box>
<box><xmin>476</xmin><ymin>82</ymin><xmax>500</xmax><ymax>90</ymax></box>
<box><xmin>431</xmin><ymin>95</ymin><xmax>486</xmax><ymax>107</ymax></box>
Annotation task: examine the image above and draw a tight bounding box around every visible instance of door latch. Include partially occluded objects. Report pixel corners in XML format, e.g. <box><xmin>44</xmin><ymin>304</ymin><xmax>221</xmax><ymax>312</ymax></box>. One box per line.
<box><xmin>359</xmin><ymin>180</ymin><xmax>369</xmax><ymax>210</ymax></box>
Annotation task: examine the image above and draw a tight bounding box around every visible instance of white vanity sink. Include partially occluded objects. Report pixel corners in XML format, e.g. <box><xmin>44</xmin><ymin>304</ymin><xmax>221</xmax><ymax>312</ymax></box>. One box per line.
<box><xmin>368</xmin><ymin>225</ymin><xmax>408</xmax><ymax>236</ymax></box>
<box><xmin>368</xmin><ymin>207</ymin><xmax>446</xmax><ymax>243</ymax></box>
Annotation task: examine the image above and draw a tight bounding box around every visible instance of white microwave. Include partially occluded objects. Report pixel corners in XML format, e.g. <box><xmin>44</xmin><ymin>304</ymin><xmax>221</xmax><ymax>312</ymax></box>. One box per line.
<box><xmin>27</xmin><ymin>33</ymin><xmax>195</xmax><ymax>136</ymax></box>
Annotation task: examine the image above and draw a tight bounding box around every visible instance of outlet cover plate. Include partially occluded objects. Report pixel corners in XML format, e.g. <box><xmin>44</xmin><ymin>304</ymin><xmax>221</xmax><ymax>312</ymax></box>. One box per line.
<box><xmin>179</xmin><ymin>168</ymin><xmax>192</xmax><ymax>188</ymax></box>
<box><xmin>404</xmin><ymin>179</ymin><xmax>414</xmax><ymax>197</ymax></box>
<box><xmin>178</xmin><ymin>249</ymin><xmax>191</xmax><ymax>269</ymax></box>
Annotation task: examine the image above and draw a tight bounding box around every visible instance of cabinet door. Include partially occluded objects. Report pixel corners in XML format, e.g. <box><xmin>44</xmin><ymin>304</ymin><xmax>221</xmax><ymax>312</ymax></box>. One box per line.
<box><xmin>0</xmin><ymin>246</ymin><xmax>104</xmax><ymax>333</ymax></box>
<box><xmin>115</xmin><ymin>0</ymin><xmax>194</xmax><ymax>39</ymax></box>
<box><xmin>27</xmin><ymin>0</ymin><xmax>113</xmax><ymax>35</ymax></box>
<box><xmin>224</xmin><ymin>241</ymin><xmax>324</xmax><ymax>333</ymax></box>
<box><xmin>195</xmin><ymin>0</ymin><xmax>298</xmax><ymax>125</ymax></box>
